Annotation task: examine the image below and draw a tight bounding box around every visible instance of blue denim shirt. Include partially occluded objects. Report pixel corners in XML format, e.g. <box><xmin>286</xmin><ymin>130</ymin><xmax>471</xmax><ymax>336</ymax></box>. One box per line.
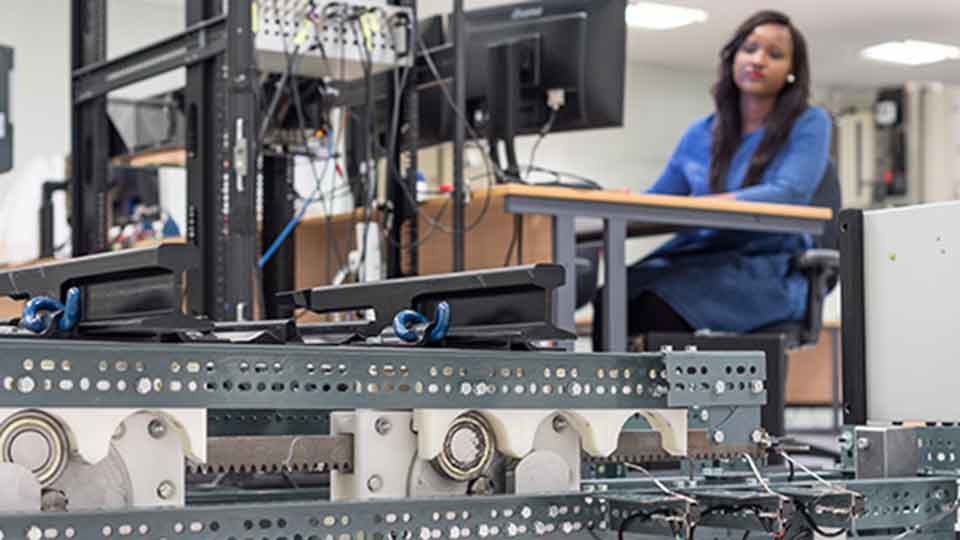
<box><xmin>632</xmin><ymin>106</ymin><xmax>832</xmax><ymax>332</ymax></box>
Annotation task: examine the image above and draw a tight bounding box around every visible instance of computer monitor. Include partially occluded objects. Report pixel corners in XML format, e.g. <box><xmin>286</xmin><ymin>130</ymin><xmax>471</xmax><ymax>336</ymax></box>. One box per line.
<box><xmin>416</xmin><ymin>0</ymin><xmax>626</xmax><ymax>178</ymax></box>
<box><xmin>0</xmin><ymin>45</ymin><xmax>12</xmax><ymax>174</ymax></box>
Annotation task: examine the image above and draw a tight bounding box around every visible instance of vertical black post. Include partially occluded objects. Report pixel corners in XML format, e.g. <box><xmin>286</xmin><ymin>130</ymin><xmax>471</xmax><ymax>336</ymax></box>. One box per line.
<box><xmin>184</xmin><ymin>0</ymin><xmax>221</xmax><ymax>318</ymax></box>
<box><xmin>223</xmin><ymin>1</ymin><xmax>259</xmax><ymax>321</ymax></box>
<box><xmin>261</xmin><ymin>155</ymin><xmax>295</xmax><ymax>318</ymax></box>
<box><xmin>840</xmin><ymin>208</ymin><xmax>868</xmax><ymax>425</ymax></box>
<box><xmin>387</xmin><ymin>0</ymin><xmax>419</xmax><ymax>278</ymax></box>
<box><xmin>452</xmin><ymin>0</ymin><xmax>466</xmax><ymax>271</ymax></box>
<box><xmin>185</xmin><ymin>0</ymin><xmax>257</xmax><ymax>321</ymax></box>
<box><xmin>70</xmin><ymin>0</ymin><xmax>109</xmax><ymax>257</ymax></box>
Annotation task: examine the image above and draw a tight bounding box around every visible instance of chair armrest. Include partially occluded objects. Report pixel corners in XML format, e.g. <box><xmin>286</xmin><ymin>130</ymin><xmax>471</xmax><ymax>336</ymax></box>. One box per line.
<box><xmin>794</xmin><ymin>249</ymin><xmax>839</xmax><ymax>270</ymax></box>
<box><xmin>793</xmin><ymin>249</ymin><xmax>840</xmax><ymax>347</ymax></box>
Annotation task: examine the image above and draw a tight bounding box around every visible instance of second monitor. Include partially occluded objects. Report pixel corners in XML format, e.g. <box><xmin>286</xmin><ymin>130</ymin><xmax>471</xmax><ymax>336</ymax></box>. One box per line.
<box><xmin>418</xmin><ymin>0</ymin><xmax>627</xmax><ymax>179</ymax></box>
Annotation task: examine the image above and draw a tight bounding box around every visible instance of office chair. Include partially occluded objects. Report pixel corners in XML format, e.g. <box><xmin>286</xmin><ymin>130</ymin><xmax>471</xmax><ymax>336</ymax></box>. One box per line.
<box><xmin>747</xmin><ymin>160</ymin><xmax>842</xmax><ymax>348</ymax></box>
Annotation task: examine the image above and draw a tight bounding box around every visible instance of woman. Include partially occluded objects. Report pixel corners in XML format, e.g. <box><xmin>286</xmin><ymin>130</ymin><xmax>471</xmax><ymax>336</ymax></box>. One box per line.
<box><xmin>593</xmin><ymin>10</ymin><xmax>832</xmax><ymax>349</ymax></box>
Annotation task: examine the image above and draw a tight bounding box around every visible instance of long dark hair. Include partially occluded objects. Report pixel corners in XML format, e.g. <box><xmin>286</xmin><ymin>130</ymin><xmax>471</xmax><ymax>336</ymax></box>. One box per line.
<box><xmin>709</xmin><ymin>11</ymin><xmax>811</xmax><ymax>193</ymax></box>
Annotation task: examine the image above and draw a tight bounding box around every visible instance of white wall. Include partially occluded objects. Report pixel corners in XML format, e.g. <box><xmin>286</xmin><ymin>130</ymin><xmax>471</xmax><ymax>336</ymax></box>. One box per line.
<box><xmin>0</xmin><ymin>1</ymin><xmax>184</xmax><ymax>262</ymax></box>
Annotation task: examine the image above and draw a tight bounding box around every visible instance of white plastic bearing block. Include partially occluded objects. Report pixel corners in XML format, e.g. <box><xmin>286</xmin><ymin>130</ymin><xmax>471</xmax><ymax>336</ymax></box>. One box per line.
<box><xmin>413</xmin><ymin>409</ymin><xmax>688</xmax><ymax>460</ymax></box>
<box><xmin>0</xmin><ymin>408</ymin><xmax>207</xmax><ymax>464</ymax></box>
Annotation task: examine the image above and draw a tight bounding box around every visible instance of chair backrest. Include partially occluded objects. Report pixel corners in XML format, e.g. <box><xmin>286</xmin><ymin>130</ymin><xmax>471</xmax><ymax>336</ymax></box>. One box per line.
<box><xmin>810</xmin><ymin>160</ymin><xmax>842</xmax><ymax>251</ymax></box>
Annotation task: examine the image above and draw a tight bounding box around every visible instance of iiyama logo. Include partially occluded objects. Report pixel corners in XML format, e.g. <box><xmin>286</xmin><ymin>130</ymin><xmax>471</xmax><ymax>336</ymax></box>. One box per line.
<box><xmin>511</xmin><ymin>6</ymin><xmax>544</xmax><ymax>20</ymax></box>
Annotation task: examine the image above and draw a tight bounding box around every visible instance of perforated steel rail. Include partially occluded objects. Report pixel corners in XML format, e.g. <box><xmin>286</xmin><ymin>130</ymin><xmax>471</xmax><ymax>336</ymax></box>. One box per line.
<box><xmin>0</xmin><ymin>340</ymin><xmax>766</xmax><ymax>411</ymax></box>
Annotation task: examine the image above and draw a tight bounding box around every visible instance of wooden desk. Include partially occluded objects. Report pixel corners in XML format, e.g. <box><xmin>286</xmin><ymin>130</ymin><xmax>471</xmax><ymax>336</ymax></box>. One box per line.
<box><xmin>499</xmin><ymin>184</ymin><xmax>833</xmax><ymax>351</ymax></box>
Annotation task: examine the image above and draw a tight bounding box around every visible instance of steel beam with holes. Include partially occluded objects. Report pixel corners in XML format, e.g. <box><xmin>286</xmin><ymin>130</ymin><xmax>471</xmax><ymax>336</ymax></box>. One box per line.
<box><xmin>0</xmin><ymin>339</ymin><xmax>765</xmax><ymax>411</ymax></box>
<box><xmin>0</xmin><ymin>493</ymin><xmax>605</xmax><ymax>539</ymax></box>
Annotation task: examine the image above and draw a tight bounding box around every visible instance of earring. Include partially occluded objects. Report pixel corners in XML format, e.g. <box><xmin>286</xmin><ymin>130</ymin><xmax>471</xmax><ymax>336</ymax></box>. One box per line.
<box><xmin>787</xmin><ymin>73</ymin><xmax>796</xmax><ymax>84</ymax></box>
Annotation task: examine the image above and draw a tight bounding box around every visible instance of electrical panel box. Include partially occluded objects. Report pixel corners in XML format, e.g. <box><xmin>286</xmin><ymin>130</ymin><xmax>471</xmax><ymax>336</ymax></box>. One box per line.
<box><xmin>254</xmin><ymin>0</ymin><xmax>414</xmax><ymax>81</ymax></box>
<box><xmin>0</xmin><ymin>45</ymin><xmax>12</xmax><ymax>174</ymax></box>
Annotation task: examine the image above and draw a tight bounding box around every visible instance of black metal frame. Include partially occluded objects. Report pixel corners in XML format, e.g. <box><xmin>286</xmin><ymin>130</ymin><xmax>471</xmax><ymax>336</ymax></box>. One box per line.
<box><xmin>71</xmin><ymin>0</ymin><xmax>428</xmax><ymax>320</ymax></box>
<box><xmin>839</xmin><ymin>208</ymin><xmax>867</xmax><ymax>426</ymax></box>
<box><xmin>71</xmin><ymin>0</ymin><xmax>272</xmax><ymax>322</ymax></box>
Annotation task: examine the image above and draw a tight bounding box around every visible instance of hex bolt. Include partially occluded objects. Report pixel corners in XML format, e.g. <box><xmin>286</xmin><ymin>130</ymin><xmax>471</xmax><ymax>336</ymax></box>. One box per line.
<box><xmin>148</xmin><ymin>418</ymin><xmax>167</xmax><ymax>439</ymax></box>
<box><xmin>552</xmin><ymin>416</ymin><xmax>568</xmax><ymax>433</ymax></box>
<box><xmin>367</xmin><ymin>474</ymin><xmax>384</xmax><ymax>493</ymax></box>
<box><xmin>857</xmin><ymin>437</ymin><xmax>871</xmax><ymax>451</ymax></box>
<box><xmin>375</xmin><ymin>417</ymin><xmax>392</xmax><ymax>436</ymax></box>
<box><xmin>156</xmin><ymin>480</ymin><xmax>176</xmax><ymax>500</ymax></box>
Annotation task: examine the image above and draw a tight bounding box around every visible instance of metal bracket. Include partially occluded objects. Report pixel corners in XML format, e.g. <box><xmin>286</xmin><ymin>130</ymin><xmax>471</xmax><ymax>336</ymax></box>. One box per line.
<box><xmin>281</xmin><ymin>264</ymin><xmax>575</xmax><ymax>344</ymax></box>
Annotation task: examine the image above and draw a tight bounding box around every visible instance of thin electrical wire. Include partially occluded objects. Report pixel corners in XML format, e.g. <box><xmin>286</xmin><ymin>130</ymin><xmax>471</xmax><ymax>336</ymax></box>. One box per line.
<box><xmin>777</xmin><ymin>449</ymin><xmax>860</xmax><ymax>496</ymax></box>
<box><xmin>742</xmin><ymin>453</ymin><xmax>790</xmax><ymax>502</ymax></box>
<box><xmin>622</xmin><ymin>463</ymin><xmax>697</xmax><ymax>505</ymax></box>
<box><xmin>524</xmin><ymin>108</ymin><xmax>557</xmax><ymax>179</ymax></box>
<box><xmin>260</xmin><ymin>2</ymin><xmax>348</xmax><ymax>269</ymax></box>
<box><xmin>413</xmin><ymin>36</ymin><xmax>498</xmax><ymax>231</ymax></box>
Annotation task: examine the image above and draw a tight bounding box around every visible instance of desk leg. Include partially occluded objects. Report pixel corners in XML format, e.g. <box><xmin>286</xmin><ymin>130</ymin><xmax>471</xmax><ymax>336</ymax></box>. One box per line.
<box><xmin>603</xmin><ymin>218</ymin><xmax>627</xmax><ymax>352</ymax></box>
<box><xmin>552</xmin><ymin>215</ymin><xmax>576</xmax><ymax>350</ymax></box>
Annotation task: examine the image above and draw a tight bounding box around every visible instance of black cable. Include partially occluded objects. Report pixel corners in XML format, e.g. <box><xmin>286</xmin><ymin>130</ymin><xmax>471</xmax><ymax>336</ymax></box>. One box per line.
<box><xmin>285</xmin><ymin>8</ymin><xmax>343</xmax><ymax>259</ymax></box>
<box><xmin>794</xmin><ymin>503</ymin><xmax>847</xmax><ymax>538</ymax></box>
<box><xmin>525</xmin><ymin>108</ymin><xmax>558</xmax><ymax>179</ymax></box>
<box><xmin>503</xmin><ymin>217</ymin><xmax>520</xmax><ymax>266</ymax></box>
<box><xmin>742</xmin><ymin>530</ymin><xmax>751</xmax><ymax>540</ymax></box>
<box><xmin>349</xmin><ymin>18</ymin><xmax>376</xmax><ymax>278</ymax></box>
<box><xmin>697</xmin><ymin>504</ymin><xmax>776</xmax><ymax>536</ymax></box>
<box><xmin>415</xmin><ymin>36</ymin><xmax>497</xmax><ymax>232</ymax></box>
<box><xmin>617</xmin><ymin>510</ymin><xmax>678</xmax><ymax>540</ymax></box>
<box><xmin>523</xmin><ymin>164</ymin><xmax>603</xmax><ymax>189</ymax></box>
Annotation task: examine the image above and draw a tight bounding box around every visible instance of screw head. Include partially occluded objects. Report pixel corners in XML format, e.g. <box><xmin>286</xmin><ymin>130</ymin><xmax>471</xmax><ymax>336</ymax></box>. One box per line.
<box><xmin>156</xmin><ymin>480</ymin><xmax>176</xmax><ymax>500</ymax></box>
<box><xmin>552</xmin><ymin>416</ymin><xmax>568</xmax><ymax>433</ymax></box>
<box><xmin>713</xmin><ymin>430</ymin><xmax>726</xmax><ymax>444</ymax></box>
<box><xmin>751</xmin><ymin>430</ymin><xmax>764</xmax><ymax>444</ymax></box>
<box><xmin>857</xmin><ymin>437</ymin><xmax>871</xmax><ymax>450</ymax></box>
<box><xmin>148</xmin><ymin>419</ymin><xmax>167</xmax><ymax>439</ymax></box>
<box><xmin>751</xmin><ymin>380</ymin><xmax>764</xmax><ymax>394</ymax></box>
<box><xmin>714</xmin><ymin>381</ymin><xmax>725</xmax><ymax>395</ymax></box>
<box><xmin>375</xmin><ymin>417</ymin><xmax>392</xmax><ymax>436</ymax></box>
<box><xmin>699</xmin><ymin>409</ymin><xmax>710</xmax><ymax>422</ymax></box>
<box><xmin>838</xmin><ymin>432</ymin><xmax>853</xmax><ymax>451</ymax></box>
<box><xmin>367</xmin><ymin>474</ymin><xmax>384</xmax><ymax>493</ymax></box>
